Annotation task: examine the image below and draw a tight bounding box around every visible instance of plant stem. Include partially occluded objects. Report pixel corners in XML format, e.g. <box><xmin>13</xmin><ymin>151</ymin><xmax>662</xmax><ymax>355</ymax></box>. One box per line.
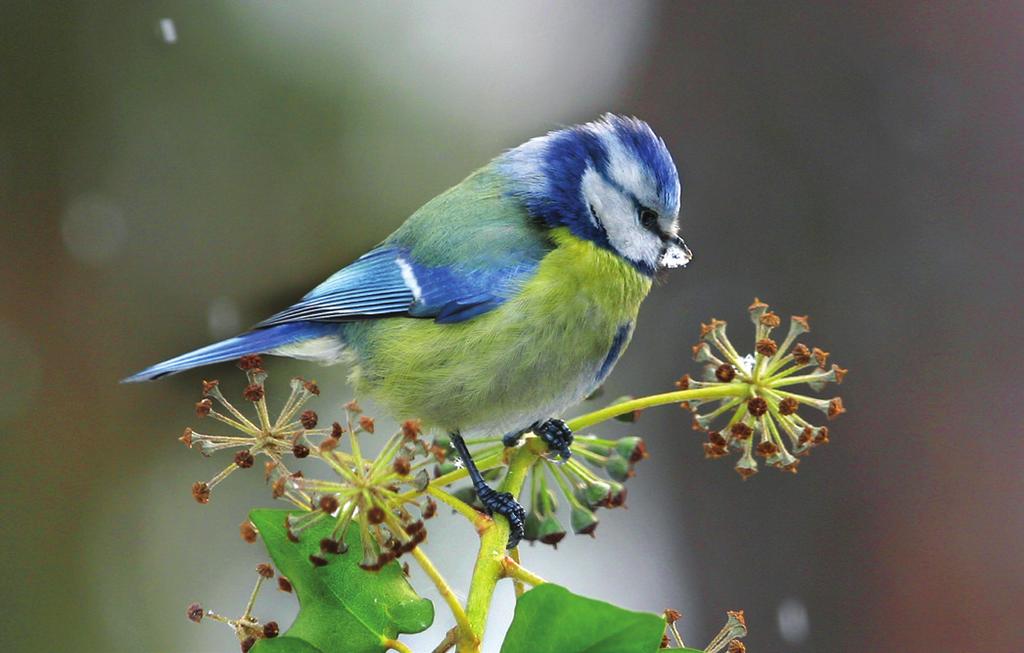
<box><xmin>567</xmin><ymin>385</ymin><xmax>748</xmax><ymax>431</ymax></box>
<box><xmin>508</xmin><ymin>548</ymin><xmax>526</xmax><ymax>598</ymax></box>
<box><xmin>501</xmin><ymin>555</ymin><xmax>547</xmax><ymax>587</ymax></box>
<box><xmin>382</xmin><ymin>638</ymin><xmax>413</xmax><ymax>653</ymax></box>
<box><xmin>395</xmin><ymin>450</ymin><xmax>506</xmax><ymax>503</ymax></box>
<box><xmin>431</xmin><ymin>628</ymin><xmax>459</xmax><ymax>653</ymax></box>
<box><xmin>410</xmin><ymin>547</ymin><xmax>473</xmax><ymax>639</ymax></box>
<box><xmin>457</xmin><ymin>440</ymin><xmax>540</xmax><ymax>652</ymax></box>
<box><xmin>427</xmin><ymin>485</ymin><xmax>489</xmax><ymax>528</ymax></box>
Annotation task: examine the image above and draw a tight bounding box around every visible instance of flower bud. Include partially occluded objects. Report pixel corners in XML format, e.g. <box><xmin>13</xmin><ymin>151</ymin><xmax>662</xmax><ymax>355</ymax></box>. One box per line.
<box><xmin>537</xmin><ymin>513</ymin><xmax>566</xmax><ymax>547</ymax></box>
<box><xmin>570</xmin><ymin>505</ymin><xmax>599</xmax><ymax>536</ymax></box>
<box><xmin>242</xmin><ymin>383</ymin><xmax>264</xmax><ymax>402</ymax></box>
<box><xmin>535</xmin><ymin>487</ymin><xmax>558</xmax><ymax>513</ymax></box>
<box><xmin>191</xmin><ymin>481</ymin><xmax>211</xmax><ymax>504</ymax></box>
<box><xmin>240</xmin><ymin>520</ymin><xmax>258</xmax><ymax>543</ymax></box>
<box><xmin>432</xmin><ymin>433</ymin><xmax>451</xmax><ymax>450</ymax></box>
<box><xmin>828</xmin><ymin>397</ymin><xmax>846</xmax><ymax>419</ymax></box>
<box><xmin>300</xmin><ymin>410</ymin><xmax>318</xmax><ymax>429</ymax></box>
<box><xmin>755</xmin><ymin>338</ymin><xmax>778</xmax><ymax>356</ymax></box>
<box><xmin>604</xmin><ymin>480</ymin><xmax>627</xmax><ymax>508</ymax></box>
<box><xmin>747</xmin><ymin>397</ymin><xmax>768</xmax><ymax>417</ymax></box>
<box><xmin>734</xmin><ymin>452</ymin><xmax>758</xmax><ymax>480</ymax></box>
<box><xmin>692</xmin><ymin>342</ymin><xmax>714</xmax><ymax>362</ymax></box>
<box><xmin>604</xmin><ymin>452</ymin><xmax>633</xmax><ymax>482</ymax></box>
<box><xmin>434</xmin><ymin>460</ymin><xmax>458</xmax><ymax>477</ymax></box>
<box><xmin>791</xmin><ymin>343</ymin><xmax>812</xmax><ymax>364</ymax></box>
<box><xmin>392</xmin><ymin>456</ymin><xmax>411</xmax><ymax>476</ymax></box>
<box><xmin>748</xmin><ymin>297</ymin><xmax>768</xmax><ymax>323</ymax></box>
<box><xmin>522</xmin><ymin>509</ymin><xmax>543</xmax><ymax>543</ymax></box>
<box><xmin>195</xmin><ymin>398</ymin><xmax>212</xmax><ymax>418</ymax></box>
<box><xmin>715</xmin><ymin>364</ymin><xmax>736</xmax><ymax>382</ymax></box>
<box><xmin>577</xmin><ymin>480</ymin><xmax>612</xmax><ymax>509</ymax></box>
<box><xmin>614</xmin><ymin>436</ymin><xmax>648</xmax><ymax>463</ymax></box>
<box><xmin>413</xmin><ymin>469</ymin><xmax>430</xmax><ymax>492</ymax></box>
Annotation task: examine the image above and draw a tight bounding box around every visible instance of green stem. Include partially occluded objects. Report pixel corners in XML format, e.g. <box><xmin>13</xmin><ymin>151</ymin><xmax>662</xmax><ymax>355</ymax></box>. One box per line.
<box><xmin>567</xmin><ymin>385</ymin><xmax>748</xmax><ymax>431</ymax></box>
<box><xmin>427</xmin><ymin>484</ymin><xmax>488</xmax><ymax>527</ymax></box>
<box><xmin>457</xmin><ymin>440</ymin><xmax>540</xmax><ymax>652</ymax></box>
<box><xmin>500</xmin><ymin>555</ymin><xmax>547</xmax><ymax>586</ymax></box>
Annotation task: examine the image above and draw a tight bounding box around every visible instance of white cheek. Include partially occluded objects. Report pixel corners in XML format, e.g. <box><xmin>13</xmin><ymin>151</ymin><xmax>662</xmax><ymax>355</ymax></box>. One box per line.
<box><xmin>580</xmin><ymin>167</ymin><xmax>662</xmax><ymax>267</ymax></box>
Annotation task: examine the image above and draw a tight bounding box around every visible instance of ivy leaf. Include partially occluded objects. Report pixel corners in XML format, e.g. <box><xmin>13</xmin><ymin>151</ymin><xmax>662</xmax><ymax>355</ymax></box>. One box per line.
<box><xmin>253</xmin><ymin>636</ymin><xmax>322</xmax><ymax>653</ymax></box>
<box><xmin>249</xmin><ymin>509</ymin><xmax>433</xmax><ymax>653</ymax></box>
<box><xmin>501</xmin><ymin>584</ymin><xmax>665</xmax><ymax>653</ymax></box>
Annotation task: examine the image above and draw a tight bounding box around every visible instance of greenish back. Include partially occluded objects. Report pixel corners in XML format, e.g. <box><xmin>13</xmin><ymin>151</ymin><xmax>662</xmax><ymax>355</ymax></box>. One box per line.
<box><xmin>385</xmin><ymin>166</ymin><xmax>551</xmax><ymax>269</ymax></box>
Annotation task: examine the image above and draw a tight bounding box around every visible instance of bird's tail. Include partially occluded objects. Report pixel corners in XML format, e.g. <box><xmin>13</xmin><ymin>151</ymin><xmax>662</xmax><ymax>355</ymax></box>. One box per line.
<box><xmin>121</xmin><ymin>323</ymin><xmax>338</xmax><ymax>383</ymax></box>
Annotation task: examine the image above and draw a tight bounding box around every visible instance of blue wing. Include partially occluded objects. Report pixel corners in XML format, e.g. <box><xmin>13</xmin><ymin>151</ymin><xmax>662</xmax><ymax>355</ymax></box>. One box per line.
<box><xmin>254</xmin><ymin>245</ymin><xmax>539</xmax><ymax>328</ymax></box>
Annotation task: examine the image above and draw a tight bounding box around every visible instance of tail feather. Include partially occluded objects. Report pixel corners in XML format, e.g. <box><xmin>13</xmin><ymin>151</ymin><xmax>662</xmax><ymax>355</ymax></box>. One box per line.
<box><xmin>121</xmin><ymin>323</ymin><xmax>338</xmax><ymax>383</ymax></box>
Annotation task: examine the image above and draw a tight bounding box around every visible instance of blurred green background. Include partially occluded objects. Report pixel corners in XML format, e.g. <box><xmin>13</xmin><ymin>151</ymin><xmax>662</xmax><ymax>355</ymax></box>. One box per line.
<box><xmin>2</xmin><ymin>2</ymin><xmax>1022</xmax><ymax>651</ymax></box>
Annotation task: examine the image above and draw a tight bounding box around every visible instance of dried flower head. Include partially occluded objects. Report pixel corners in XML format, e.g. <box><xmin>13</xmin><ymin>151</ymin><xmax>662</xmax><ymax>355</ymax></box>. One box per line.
<box><xmin>279</xmin><ymin>401</ymin><xmax>436</xmax><ymax>571</ymax></box>
<box><xmin>687</xmin><ymin>299</ymin><xmax>848</xmax><ymax>479</ymax></box>
<box><xmin>661</xmin><ymin>607</ymin><xmax>746</xmax><ymax>652</ymax></box>
<box><xmin>185</xmin><ymin>564</ymin><xmax>277</xmax><ymax>650</ymax></box>
<box><xmin>239</xmin><ymin>520</ymin><xmax>258</xmax><ymax>543</ymax></box>
<box><xmin>703</xmin><ymin>610</ymin><xmax>748</xmax><ymax>653</ymax></box>
<box><xmin>181</xmin><ymin>361</ymin><xmax>334</xmax><ymax>507</ymax></box>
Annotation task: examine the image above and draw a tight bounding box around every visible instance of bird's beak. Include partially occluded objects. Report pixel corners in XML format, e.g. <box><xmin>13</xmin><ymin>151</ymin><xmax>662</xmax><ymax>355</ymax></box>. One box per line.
<box><xmin>659</xmin><ymin>234</ymin><xmax>692</xmax><ymax>269</ymax></box>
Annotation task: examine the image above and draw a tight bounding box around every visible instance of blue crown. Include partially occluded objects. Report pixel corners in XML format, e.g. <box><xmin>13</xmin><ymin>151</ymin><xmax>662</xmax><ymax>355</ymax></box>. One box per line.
<box><xmin>499</xmin><ymin>114</ymin><xmax>680</xmax><ymax>250</ymax></box>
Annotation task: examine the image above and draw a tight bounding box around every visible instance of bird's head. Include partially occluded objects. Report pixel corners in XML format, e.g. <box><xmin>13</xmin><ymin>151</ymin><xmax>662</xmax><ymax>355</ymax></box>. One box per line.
<box><xmin>499</xmin><ymin>114</ymin><xmax>689</xmax><ymax>276</ymax></box>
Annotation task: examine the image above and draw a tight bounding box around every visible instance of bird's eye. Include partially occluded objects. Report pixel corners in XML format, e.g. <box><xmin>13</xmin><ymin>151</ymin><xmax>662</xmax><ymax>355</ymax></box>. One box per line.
<box><xmin>639</xmin><ymin>208</ymin><xmax>659</xmax><ymax>231</ymax></box>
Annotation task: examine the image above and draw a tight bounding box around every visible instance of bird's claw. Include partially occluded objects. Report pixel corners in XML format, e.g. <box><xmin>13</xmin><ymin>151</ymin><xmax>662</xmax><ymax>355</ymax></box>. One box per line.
<box><xmin>534</xmin><ymin>418</ymin><xmax>574</xmax><ymax>461</ymax></box>
<box><xmin>476</xmin><ymin>485</ymin><xmax>526</xmax><ymax>549</ymax></box>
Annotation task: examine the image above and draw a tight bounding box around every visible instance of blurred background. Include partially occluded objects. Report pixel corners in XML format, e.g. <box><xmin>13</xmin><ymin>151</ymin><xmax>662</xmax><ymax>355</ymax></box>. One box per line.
<box><xmin>2</xmin><ymin>2</ymin><xmax>1022</xmax><ymax>651</ymax></box>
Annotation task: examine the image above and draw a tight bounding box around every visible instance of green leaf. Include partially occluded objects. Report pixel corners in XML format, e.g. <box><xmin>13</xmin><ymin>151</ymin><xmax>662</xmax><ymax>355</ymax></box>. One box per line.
<box><xmin>253</xmin><ymin>636</ymin><xmax>323</xmax><ymax>653</ymax></box>
<box><xmin>249</xmin><ymin>509</ymin><xmax>433</xmax><ymax>653</ymax></box>
<box><xmin>501</xmin><ymin>584</ymin><xmax>665</xmax><ymax>653</ymax></box>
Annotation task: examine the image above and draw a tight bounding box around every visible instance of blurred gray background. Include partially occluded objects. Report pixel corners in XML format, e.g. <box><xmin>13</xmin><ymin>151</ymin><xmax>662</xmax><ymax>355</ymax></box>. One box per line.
<box><xmin>2</xmin><ymin>2</ymin><xmax>1022</xmax><ymax>651</ymax></box>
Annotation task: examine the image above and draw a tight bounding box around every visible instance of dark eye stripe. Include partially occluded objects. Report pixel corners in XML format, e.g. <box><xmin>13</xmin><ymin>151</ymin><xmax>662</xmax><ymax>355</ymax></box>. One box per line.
<box><xmin>639</xmin><ymin>207</ymin><xmax>660</xmax><ymax>233</ymax></box>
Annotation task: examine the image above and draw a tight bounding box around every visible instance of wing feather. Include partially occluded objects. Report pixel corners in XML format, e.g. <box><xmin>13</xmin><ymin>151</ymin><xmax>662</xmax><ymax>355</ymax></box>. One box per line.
<box><xmin>256</xmin><ymin>166</ymin><xmax>551</xmax><ymax>329</ymax></box>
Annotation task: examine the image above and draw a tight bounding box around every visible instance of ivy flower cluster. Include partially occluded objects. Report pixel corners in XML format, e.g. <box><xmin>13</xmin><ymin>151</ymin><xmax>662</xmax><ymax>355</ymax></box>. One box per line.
<box><xmin>681</xmin><ymin>299</ymin><xmax>847</xmax><ymax>478</ymax></box>
<box><xmin>660</xmin><ymin>608</ymin><xmax>748</xmax><ymax>652</ymax></box>
<box><xmin>185</xmin><ymin>562</ymin><xmax>281</xmax><ymax>652</ymax></box>
<box><xmin>426</xmin><ymin>428</ymin><xmax>645</xmax><ymax>547</ymax></box>
<box><xmin>180</xmin><ymin>356</ymin><xmax>441</xmax><ymax>571</ymax></box>
<box><xmin>282</xmin><ymin>403</ymin><xmax>439</xmax><ymax>571</ymax></box>
<box><xmin>182</xmin><ymin>354</ymin><xmax>325</xmax><ymax>508</ymax></box>
<box><xmin>520</xmin><ymin>434</ymin><xmax>644</xmax><ymax>546</ymax></box>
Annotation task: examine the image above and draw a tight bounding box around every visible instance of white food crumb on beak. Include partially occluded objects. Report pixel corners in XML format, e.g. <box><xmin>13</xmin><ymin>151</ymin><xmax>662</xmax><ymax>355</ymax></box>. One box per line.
<box><xmin>659</xmin><ymin>241</ymin><xmax>692</xmax><ymax>268</ymax></box>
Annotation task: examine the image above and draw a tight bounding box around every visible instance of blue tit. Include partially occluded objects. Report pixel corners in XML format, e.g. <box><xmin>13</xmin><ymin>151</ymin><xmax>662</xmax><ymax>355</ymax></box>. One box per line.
<box><xmin>125</xmin><ymin>114</ymin><xmax>690</xmax><ymax>547</ymax></box>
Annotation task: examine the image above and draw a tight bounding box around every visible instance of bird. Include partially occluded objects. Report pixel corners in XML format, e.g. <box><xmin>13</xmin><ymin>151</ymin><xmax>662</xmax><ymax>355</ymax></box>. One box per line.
<box><xmin>125</xmin><ymin>114</ymin><xmax>690</xmax><ymax>548</ymax></box>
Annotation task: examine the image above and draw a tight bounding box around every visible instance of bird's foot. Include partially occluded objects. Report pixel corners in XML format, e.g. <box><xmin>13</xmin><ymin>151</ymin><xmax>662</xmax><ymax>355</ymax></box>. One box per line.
<box><xmin>533</xmin><ymin>418</ymin><xmax>574</xmax><ymax>461</ymax></box>
<box><xmin>502</xmin><ymin>427</ymin><xmax>528</xmax><ymax>449</ymax></box>
<box><xmin>475</xmin><ymin>484</ymin><xmax>526</xmax><ymax>549</ymax></box>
